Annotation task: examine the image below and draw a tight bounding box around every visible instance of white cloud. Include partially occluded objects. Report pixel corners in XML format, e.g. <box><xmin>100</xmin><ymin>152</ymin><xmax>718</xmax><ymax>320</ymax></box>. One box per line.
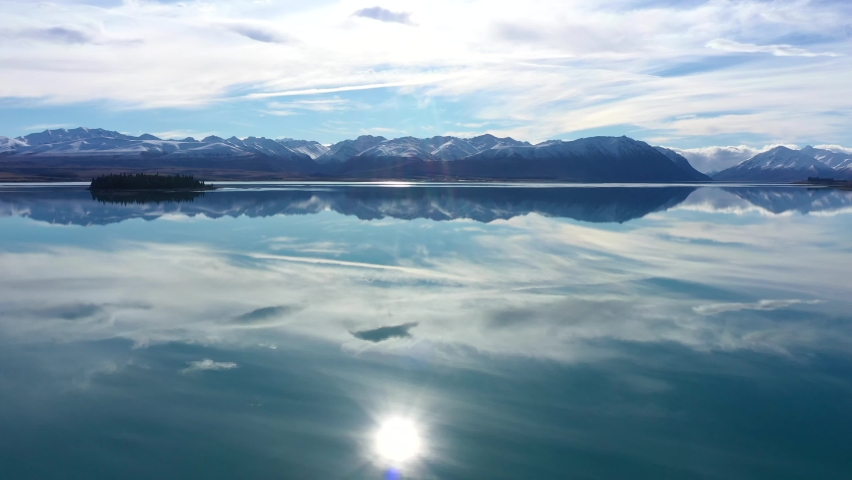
<box><xmin>353</xmin><ymin>7</ymin><xmax>414</xmax><ymax>25</ymax></box>
<box><xmin>22</xmin><ymin>123</ymin><xmax>71</xmax><ymax>132</ymax></box>
<box><xmin>706</xmin><ymin>38</ymin><xmax>841</xmax><ymax>57</ymax></box>
<box><xmin>21</xmin><ymin>26</ymin><xmax>97</xmax><ymax>45</ymax></box>
<box><xmin>1</xmin><ymin>25</ymin><xmax>143</xmax><ymax>46</ymax></box>
<box><xmin>693</xmin><ymin>299</ymin><xmax>822</xmax><ymax>316</ymax></box>
<box><xmin>815</xmin><ymin>144</ymin><xmax>852</xmax><ymax>155</ymax></box>
<box><xmin>181</xmin><ymin>359</ymin><xmax>238</xmax><ymax>373</ymax></box>
<box><xmin>244</xmin><ymin>80</ymin><xmax>443</xmax><ymax>100</ymax></box>
<box><xmin>267</xmin><ymin>98</ymin><xmax>356</xmax><ymax>112</ymax></box>
<box><xmin>151</xmin><ymin>130</ymin><xmax>217</xmax><ymax>140</ymax></box>
<box><xmin>219</xmin><ymin>22</ymin><xmax>292</xmax><ymax>44</ymax></box>
<box><xmin>667</xmin><ymin>145</ymin><xmax>788</xmax><ymax>173</ymax></box>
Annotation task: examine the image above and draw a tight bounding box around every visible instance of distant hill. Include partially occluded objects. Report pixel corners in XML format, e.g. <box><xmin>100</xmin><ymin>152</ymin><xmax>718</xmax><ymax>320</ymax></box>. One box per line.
<box><xmin>0</xmin><ymin>127</ymin><xmax>709</xmax><ymax>183</ymax></box>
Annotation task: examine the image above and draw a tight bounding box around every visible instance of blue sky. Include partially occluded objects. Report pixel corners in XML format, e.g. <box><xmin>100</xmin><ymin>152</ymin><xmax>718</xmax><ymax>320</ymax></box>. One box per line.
<box><xmin>1</xmin><ymin>0</ymin><xmax>851</xmax><ymax>167</ymax></box>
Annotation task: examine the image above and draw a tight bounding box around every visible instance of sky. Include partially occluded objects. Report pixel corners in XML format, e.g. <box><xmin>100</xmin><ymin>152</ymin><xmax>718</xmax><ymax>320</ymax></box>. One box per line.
<box><xmin>1</xmin><ymin>0</ymin><xmax>851</xmax><ymax>171</ymax></box>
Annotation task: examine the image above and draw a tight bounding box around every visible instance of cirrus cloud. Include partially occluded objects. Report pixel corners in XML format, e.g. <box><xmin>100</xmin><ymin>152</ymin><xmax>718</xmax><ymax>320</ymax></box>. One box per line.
<box><xmin>23</xmin><ymin>27</ymin><xmax>96</xmax><ymax>45</ymax></box>
<box><xmin>706</xmin><ymin>38</ymin><xmax>841</xmax><ymax>58</ymax></box>
<box><xmin>693</xmin><ymin>299</ymin><xmax>823</xmax><ymax>316</ymax></box>
<box><xmin>353</xmin><ymin>6</ymin><xmax>414</xmax><ymax>25</ymax></box>
<box><xmin>220</xmin><ymin>22</ymin><xmax>292</xmax><ymax>44</ymax></box>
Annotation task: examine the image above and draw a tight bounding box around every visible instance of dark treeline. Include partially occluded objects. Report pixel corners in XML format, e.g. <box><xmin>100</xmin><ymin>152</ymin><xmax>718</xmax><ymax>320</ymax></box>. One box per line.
<box><xmin>89</xmin><ymin>173</ymin><xmax>205</xmax><ymax>190</ymax></box>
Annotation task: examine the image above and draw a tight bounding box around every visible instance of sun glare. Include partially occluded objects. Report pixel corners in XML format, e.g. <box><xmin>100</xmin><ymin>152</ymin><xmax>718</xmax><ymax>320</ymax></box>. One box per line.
<box><xmin>375</xmin><ymin>417</ymin><xmax>422</xmax><ymax>464</ymax></box>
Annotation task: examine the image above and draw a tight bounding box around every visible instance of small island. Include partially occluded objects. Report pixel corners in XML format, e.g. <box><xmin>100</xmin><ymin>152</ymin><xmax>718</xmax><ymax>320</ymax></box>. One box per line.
<box><xmin>89</xmin><ymin>173</ymin><xmax>212</xmax><ymax>191</ymax></box>
<box><xmin>88</xmin><ymin>173</ymin><xmax>213</xmax><ymax>204</ymax></box>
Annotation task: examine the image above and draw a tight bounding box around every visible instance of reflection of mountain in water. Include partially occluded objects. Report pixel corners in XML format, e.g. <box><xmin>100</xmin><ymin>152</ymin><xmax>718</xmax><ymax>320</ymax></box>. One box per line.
<box><xmin>725</xmin><ymin>187</ymin><xmax>852</xmax><ymax>215</ymax></box>
<box><xmin>0</xmin><ymin>185</ymin><xmax>696</xmax><ymax>225</ymax></box>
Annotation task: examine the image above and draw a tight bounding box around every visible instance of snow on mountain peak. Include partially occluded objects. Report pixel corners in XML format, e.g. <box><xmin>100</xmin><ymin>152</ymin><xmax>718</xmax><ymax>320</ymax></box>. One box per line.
<box><xmin>431</xmin><ymin>138</ymin><xmax>479</xmax><ymax>161</ymax></box>
<box><xmin>358</xmin><ymin>136</ymin><xmax>436</xmax><ymax>159</ymax></box>
<box><xmin>541</xmin><ymin>136</ymin><xmax>651</xmax><ymax>157</ymax></box>
<box><xmin>466</xmin><ymin>134</ymin><xmax>530</xmax><ymax>151</ymax></box>
<box><xmin>7</xmin><ymin>127</ymin><xmax>842</xmax><ymax>182</ymax></box>
<box><xmin>275</xmin><ymin>138</ymin><xmax>330</xmax><ymax>159</ymax></box>
<box><xmin>801</xmin><ymin>145</ymin><xmax>852</xmax><ymax>170</ymax></box>
<box><xmin>714</xmin><ymin>145</ymin><xmax>838</xmax><ymax>181</ymax></box>
<box><xmin>0</xmin><ymin>136</ymin><xmax>27</xmax><ymax>152</ymax></box>
<box><xmin>746</xmin><ymin>146</ymin><xmax>824</xmax><ymax>169</ymax></box>
<box><xmin>13</xmin><ymin>127</ymin><xmax>162</xmax><ymax>150</ymax></box>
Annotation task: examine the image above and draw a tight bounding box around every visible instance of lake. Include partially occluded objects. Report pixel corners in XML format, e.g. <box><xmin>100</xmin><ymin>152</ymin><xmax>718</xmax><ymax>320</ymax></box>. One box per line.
<box><xmin>0</xmin><ymin>183</ymin><xmax>851</xmax><ymax>479</ymax></box>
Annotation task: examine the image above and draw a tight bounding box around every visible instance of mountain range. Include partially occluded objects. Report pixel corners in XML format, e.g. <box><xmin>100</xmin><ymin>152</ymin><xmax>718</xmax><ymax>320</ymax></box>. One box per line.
<box><xmin>1</xmin><ymin>127</ymin><xmax>850</xmax><ymax>182</ymax></box>
<box><xmin>0</xmin><ymin>127</ymin><xmax>708</xmax><ymax>182</ymax></box>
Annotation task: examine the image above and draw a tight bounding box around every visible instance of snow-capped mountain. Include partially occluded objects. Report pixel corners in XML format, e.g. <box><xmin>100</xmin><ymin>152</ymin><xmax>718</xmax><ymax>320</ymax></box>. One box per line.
<box><xmin>446</xmin><ymin>136</ymin><xmax>709</xmax><ymax>182</ymax></box>
<box><xmin>222</xmin><ymin>136</ymin><xmax>307</xmax><ymax>159</ymax></box>
<box><xmin>467</xmin><ymin>134</ymin><xmax>531</xmax><ymax>151</ymax></box>
<box><xmin>19</xmin><ymin>127</ymin><xmax>135</xmax><ymax>146</ymax></box>
<box><xmin>801</xmin><ymin>146</ymin><xmax>852</xmax><ymax>169</ymax></box>
<box><xmin>431</xmin><ymin>138</ymin><xmax>480</xmax><ymax>161</ymax></box>
<box><xmin>354</xmin><ymin>137</ymin><xmax>439</xmax><ymax>160</ymax></box>
<box><xmin>0</xmin><ymin>127</ymin><xmax>710</xmax><ymax>183</ymax></box>
<box><xmin>800</xmin><ymin>145</ymin><xmax>852</xmax><ymax>179</ymax></box>
<box><xmin>1</xmin><ymin>128</ymin><xmax>313</xmax><ymax>162</ymax></box>
<box><xmin>315</xmin><ymin>135</ymin><xmax>387</xmax><ymax>165</ymax></box>
<box><xmin>0</xmin><ymin>136</ymin><xmax>27</xmax><ymax>153</ymax></box>
<box><xmin>714</xmin><ymin>146</ymin><xmax>838</xmax><ymax>181</ymax></box>
<box><xmin>467</xmin><ymin>136</ymin><xmax>669</xmax><ymax>162</ymax></box>
<box><xmin>429</xmin><ymin>135</ymin><xmax>530</xmax><ymax>160</ymax></box>
<box><xmin>321</xmin><ymin>134</ymin><xmax>533</xmax><ymax>165</ymax></box>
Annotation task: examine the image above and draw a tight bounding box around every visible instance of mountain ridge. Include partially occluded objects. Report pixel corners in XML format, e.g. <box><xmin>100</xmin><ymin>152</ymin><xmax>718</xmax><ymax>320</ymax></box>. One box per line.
<box><xmin>0</xmin><ymin>126</ymin><xmax>746</xmax><ymax>182</ymax></box>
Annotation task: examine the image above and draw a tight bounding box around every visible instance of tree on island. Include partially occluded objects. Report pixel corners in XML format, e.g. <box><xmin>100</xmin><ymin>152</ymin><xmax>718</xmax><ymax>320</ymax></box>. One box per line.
<box><xmin>89</xmin><ymin>173</ymin><xmax>205</xmax><ymax>190</ymax></box>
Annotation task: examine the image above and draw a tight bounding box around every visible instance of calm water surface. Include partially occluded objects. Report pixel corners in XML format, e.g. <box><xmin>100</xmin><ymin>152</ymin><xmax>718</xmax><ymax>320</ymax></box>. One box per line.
<box><xmin>1</xmin><ymin>183</ymin><xmax>851</xmax><ymax>479</ymax></box>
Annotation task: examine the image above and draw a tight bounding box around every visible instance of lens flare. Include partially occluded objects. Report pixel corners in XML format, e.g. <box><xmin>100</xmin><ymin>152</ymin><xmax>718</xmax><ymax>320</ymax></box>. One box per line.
<box><xmin>375</xmin><ymin>417</ymin><xmax>422</xmax><ymax>464</ymax></box>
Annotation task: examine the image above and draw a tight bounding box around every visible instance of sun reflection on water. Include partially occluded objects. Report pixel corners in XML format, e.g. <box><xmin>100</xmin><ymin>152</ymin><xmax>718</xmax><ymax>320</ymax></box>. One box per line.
<box><xmin>375</xmin><ymin>417</ymin><xmax>423</xmax><ymax>465</ymax></box>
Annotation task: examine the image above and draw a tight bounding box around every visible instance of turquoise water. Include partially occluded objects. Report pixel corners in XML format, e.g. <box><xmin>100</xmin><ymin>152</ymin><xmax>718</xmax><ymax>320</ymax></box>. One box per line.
<box><xmin>0</xmin><ymin>184</ymin><xmax>851</xmax><ymax>479</ymax></box>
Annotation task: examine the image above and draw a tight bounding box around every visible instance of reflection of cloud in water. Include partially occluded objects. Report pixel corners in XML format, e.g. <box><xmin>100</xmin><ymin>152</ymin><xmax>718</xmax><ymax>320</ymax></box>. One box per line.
<box><xmin>232</xmin><ymin>305</ymin><xmax>301</xmax><ymax>326</ymax></box>
<box><xmin>38</xmin><ymin>303</ymin><xmax>106</xmax><ymax>321</ymax></box>
<box><xmin>1</xmin><ymin>186</ymin><xmax>850</xmax><ymax>479</ymax></box>
<box><xmin>352</xmin><ymin>323</ymin><xmax>418</xmax><ymax>342</ymax></box>
<box><xmin>181</xmin><ymin>359</ymin><xmax>238</xmax><ymax>374</ymax></box>
<box><xmin>0</xmin><ymin>203</ymin><xmax>850</xmax><ymax>363</ymax></box>
<box><xmin>693</xmin><ymin>299</ymin><xmax>822</xmax><ymax>316</ymax></box>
